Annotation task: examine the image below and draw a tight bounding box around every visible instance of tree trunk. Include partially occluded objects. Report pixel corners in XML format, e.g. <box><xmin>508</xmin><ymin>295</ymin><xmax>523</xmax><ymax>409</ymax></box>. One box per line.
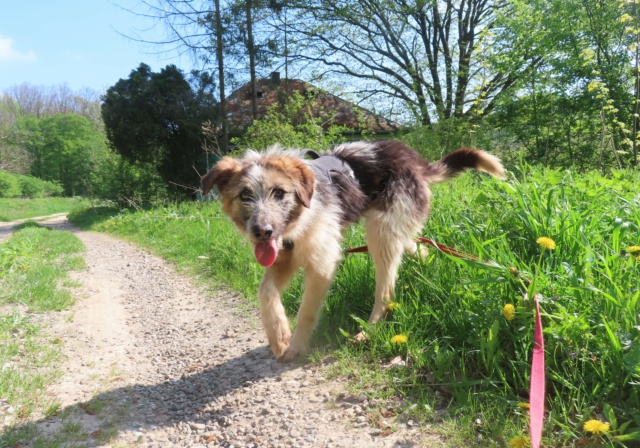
<box><xmin>246</xmin><ymin>0</ymin><xmax>258</xmax><ymax>121</ymax></box>
<box><xmin>215</xmin><ymin>0</ymin><xmax>228</xmax><ymax>153</ymax></box>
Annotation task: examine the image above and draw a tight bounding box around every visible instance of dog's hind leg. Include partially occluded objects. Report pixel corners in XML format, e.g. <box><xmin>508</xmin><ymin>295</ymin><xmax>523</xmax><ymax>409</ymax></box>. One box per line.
<box><xmin>363</xmin><ymin>218</ymin><xmax>407</xmax><ymax>324</ymax></box>
<box><xmin>258</xmin><ymin>257</ymin><xmax>298</xmax><ymax>358</ymax></box>
<box><xmin>364</xmin><ymin>205</ymin><xmax>426</xmax><ymax>324</ymax></box>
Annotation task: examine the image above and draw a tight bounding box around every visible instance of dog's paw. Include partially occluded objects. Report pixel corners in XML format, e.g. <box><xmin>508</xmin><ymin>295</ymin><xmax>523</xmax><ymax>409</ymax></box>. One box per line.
<box><xmin>277</xmin><ymin>343</ymin><xmax>307</xmax><ymax>363</ymax></box>
<box><xmin>269</xmin><ymin>333</ymin><xmax>291</xmax><ymax>358</ymax></box>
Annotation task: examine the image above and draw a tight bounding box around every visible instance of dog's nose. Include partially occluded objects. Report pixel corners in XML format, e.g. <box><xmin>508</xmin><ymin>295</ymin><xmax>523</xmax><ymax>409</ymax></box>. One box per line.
<box><xmin>252</xmin><ymin>224</ymin><xmax>273</xmax><ymax>240</ymax></box>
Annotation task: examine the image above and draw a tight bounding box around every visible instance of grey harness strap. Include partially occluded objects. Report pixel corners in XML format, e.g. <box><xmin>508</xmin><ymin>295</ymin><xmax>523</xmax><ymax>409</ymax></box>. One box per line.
<box><xmin>305</xmin><ymin>151</ymin><xmax>356</xmax><ymax>184</ymax></box>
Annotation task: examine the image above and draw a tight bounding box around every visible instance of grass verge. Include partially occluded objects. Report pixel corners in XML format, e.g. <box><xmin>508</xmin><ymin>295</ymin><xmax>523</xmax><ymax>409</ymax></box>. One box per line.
<box><xmin>0</xmin><ymin>197</ymin><xmax>91</xmax><ymax>222</ymax></box>
<box><xmin>69</xmin><ymin>165</ymin><xmax>640</xmax><ymax>446</ymax></box>
<box><xmin>0</xmin><ymin>223</ymin><xmax>85</xmax><ymax>437</ymax></box>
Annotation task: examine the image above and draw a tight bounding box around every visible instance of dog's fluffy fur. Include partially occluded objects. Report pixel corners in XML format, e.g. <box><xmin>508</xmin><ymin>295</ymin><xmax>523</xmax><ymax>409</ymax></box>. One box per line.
<box><xmin>202</xmin><ymin>140</ymin><xmax>505</xmax><ymax>362</ymax></box>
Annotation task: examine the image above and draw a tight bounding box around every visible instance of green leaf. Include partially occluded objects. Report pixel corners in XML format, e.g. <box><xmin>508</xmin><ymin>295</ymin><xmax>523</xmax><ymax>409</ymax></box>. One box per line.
<box><xmin>602</xmin><ymin>403</ymin><xmax>617</xmax><ymax>430</ymax></box>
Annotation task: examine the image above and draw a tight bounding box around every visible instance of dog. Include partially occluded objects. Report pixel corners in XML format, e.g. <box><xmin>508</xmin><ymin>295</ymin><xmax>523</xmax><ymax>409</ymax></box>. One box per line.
<box><xmin>201</xmin><ymin>140</ymin><xmax>505</xmax><ymax>362</ymax></box>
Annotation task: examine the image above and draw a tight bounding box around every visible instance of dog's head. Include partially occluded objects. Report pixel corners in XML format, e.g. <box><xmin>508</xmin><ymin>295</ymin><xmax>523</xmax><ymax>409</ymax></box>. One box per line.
<box><xmin>201</xmin><ymin>150</ymin><xmax>315</xmax><ymax>267</ymax></box>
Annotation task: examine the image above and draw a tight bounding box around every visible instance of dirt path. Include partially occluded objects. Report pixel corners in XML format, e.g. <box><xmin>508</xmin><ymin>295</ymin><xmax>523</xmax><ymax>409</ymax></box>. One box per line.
<box><xmin>0</xmin><ymin>212</ymin><xmax>70</xmax><ymax>241</ymax></box>
<box><xmin>4</xmin><ymin>216</ymin><xmax>444</xmax><ymax>447</ymax></box>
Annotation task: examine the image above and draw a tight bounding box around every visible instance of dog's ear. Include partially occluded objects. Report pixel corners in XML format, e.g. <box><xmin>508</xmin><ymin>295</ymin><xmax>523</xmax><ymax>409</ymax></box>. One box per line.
<box><xmin>290</xmin><ymin>159</ymin><xmax>315</xmax><ymax>208</ymax></box>
<box><xmin>202</xmin><ymin>157</ymin><xmax>242</xmax><ymax>195</ymax></box>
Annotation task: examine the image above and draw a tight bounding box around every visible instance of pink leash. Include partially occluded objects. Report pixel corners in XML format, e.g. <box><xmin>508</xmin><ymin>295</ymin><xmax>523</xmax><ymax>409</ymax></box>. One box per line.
<box><xmin>346</xmin><ymin>238</ymin><xmax>545</xmax><ymax>446</ymax></box>
<box><xmin>530</xmin><ymin>295</ymin><xmax>545</xmax><ymax>448</ymax></box>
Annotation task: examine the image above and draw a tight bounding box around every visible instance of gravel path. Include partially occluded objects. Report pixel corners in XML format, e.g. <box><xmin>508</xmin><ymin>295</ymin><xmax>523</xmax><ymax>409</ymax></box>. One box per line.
<box><xmin>4</xmin><ymin>216</ymin><xmax>445</xmax><ymax>447</ymax></box>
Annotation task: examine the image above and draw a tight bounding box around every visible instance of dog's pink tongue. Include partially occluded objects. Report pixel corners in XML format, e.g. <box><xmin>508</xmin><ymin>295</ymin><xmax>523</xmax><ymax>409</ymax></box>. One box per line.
<box><xmin>254</xmin><ymin>240</ymin><xmax>278</xmax><ymax>267</ymax></box>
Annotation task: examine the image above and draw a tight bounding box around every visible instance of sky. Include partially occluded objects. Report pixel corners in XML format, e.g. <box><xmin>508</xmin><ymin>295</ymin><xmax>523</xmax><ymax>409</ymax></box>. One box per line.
<box><xmin>0</xmin><ymin>0</ymin><xmax>199</xmax><ymax>93</ymax></box>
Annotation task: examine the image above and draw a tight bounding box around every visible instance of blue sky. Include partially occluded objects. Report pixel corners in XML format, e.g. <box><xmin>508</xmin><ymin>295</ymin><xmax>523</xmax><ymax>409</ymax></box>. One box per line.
<box><xmin>0</xmin><ymin>0</ymin><xmax>199</xmax><ymax>93</ymax></box>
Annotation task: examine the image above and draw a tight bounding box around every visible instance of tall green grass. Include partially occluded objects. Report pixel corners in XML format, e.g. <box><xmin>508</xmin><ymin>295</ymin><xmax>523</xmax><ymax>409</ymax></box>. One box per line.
<box><xmin>69</xmin><ymin>165</ymin><xmax>640</xmax><ymax>446</ymax></box>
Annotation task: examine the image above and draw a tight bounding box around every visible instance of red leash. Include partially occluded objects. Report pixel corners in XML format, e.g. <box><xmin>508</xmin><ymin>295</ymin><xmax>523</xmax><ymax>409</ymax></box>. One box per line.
<box><xmin>345</xmin><ymin>237</ymin><xmax>481</xmax><ymax>260</ymax></box>
<box><xmin>346</xmin><ymin>238</ymin><xmax>545</xmax><ymax>447</ymax></box>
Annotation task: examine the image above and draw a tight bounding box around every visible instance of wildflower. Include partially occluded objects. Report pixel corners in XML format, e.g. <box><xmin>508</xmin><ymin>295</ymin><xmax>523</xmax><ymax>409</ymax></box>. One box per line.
<box><xmin>508</xmin><ymin>436</ymin><xmax>531</xmax><ymax>448</ymax></box>
<box><xmin>391</xmin><ymin>334</ymin><xmax>408</xmax><ymax>345</ymax></box>
<box><xmin>627</xmin><ymin>246</ymin><xmax>640</xmax><ymax>261</ymax></box>
<box><xmin>583</xmin><ymin>419</ymin><xmax>610</xmax><ymax>434</ymax></box>
<box><xmin>536</xmin><ymin>237</ymin><xmax>556</xmax><ymax>250</ymax></box>
<box><xmin>503</xmin><ymin>304</ymin><xmax>516</xmax><ymax>321</ymax></box>
<box><xmin>388</xmin><ymin>302</ymin><xmax>400</xmax><ymax>311</ymax></box>
<box><xmin>517</xmin><ymin>402</ymin><xmax>531</xmax><ymax>410</ymax></box>
<box><xmin>509</xmin><ymin>266</ymin><xmax>519</xmax><ymax>276</ymax></box>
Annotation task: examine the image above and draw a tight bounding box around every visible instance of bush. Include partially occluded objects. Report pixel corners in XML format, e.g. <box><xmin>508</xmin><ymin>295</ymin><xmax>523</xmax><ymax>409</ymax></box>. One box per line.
<box><xmin>90</xmin><ymin>152</ymin><xmax>170</xmax><ymax>207</ymax></box>
<box><xmin>42</xmin><ymin>180</ymin><xmax>63</xmax><ymax>197</ymax></box>
<box><xmin>0</xmin><ymin>170</ymin><xmax>21</xmax><ymax>198</ymax></box>
<box><xmin>16</xmin><ymin>175</ymin><xmax>46</xmax><ymax>198</ymax></box>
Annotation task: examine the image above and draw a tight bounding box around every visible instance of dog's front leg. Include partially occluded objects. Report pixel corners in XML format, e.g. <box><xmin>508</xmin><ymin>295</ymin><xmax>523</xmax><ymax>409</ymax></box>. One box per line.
<box><xmin>258</xmin><ymin>264</ymin><xmax>295</xmax><ymax>358</ymax></box>
<box><xmin>279</xmin><ymin>247</ymin><xmax>341</xmax><ymax>363</ymax></box>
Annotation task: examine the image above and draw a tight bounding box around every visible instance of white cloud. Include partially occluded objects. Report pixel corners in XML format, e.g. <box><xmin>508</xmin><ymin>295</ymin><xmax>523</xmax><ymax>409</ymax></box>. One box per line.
<box><xmin>0</xmin><ymin>36</ymin><xmax>37</xmax><ymax>63</ymax></box>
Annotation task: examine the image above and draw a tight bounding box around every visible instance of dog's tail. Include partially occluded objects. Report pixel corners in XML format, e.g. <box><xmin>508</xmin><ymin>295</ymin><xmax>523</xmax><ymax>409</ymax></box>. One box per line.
<box><xmin>425</xmin><ymin>148</ymin><xmax>506</xmax><ymax>183</ymax></box>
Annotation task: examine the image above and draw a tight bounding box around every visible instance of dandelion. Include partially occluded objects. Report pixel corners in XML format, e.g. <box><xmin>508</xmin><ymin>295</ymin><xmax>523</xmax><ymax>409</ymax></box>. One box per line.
<box><xmin>391</xmin><ymin>334</ymin><xmax>408</xmax><ymax>345</ymax></box>
<box><xmin>583</xmin><ymin>419</ymin><xmax>610</xmax><ymax>434</ymax></box>
<box><xmin>508</xmin><ymin>436</ymin><xmax>531</xmax><ymax>448</ymax></box>
<box><xmin>517</xmin><ymin>402</ymin><xmax>531</xmax><ymax>410</ymax></box>
<box><xmin>627</xmin><ymin>246</ymin><xmax>640</xmax><ymax>261</ymax></box>
<box><xmin>388</xmin><ymin>302</ymin><xmax>400</xmax><ymax>311</ymax></box>
<box><xmin>503</xmin><ymin>304</ymin><xmax>516</xmax><ymax>321</ymax></box>
<box><xmin>536</xmin><ymin>237</ymin><xmax>556</xmax><ymax>250</ymax></box>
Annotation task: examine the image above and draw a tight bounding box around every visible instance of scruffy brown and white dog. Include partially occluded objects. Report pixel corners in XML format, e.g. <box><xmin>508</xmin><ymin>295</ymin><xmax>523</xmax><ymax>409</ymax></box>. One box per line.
<box><xmin>201</xmin><ymin>140</ymin><xmax>505</xmax><ymax>362</ymax></box>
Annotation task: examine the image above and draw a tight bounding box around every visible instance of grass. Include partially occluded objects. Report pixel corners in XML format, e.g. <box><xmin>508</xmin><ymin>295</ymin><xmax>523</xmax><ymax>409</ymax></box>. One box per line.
<box><xmin>68</xmin><ymin>164</ymin><xmax>640</xmax><ymax>446</ymax></box>
<box><xmin>0</xmin><ymin>223</ymin><xmax>85</xmax><ymax>437</ymax></box>
<box><xmin>0</xmin><ymin>222</ymin><xmax>86</xmax><ymax>311</ymax></box>
<box><xmin>0</xmin><ymin>197</ymin><xmax>91</xmax><ymax>222</ymax></box>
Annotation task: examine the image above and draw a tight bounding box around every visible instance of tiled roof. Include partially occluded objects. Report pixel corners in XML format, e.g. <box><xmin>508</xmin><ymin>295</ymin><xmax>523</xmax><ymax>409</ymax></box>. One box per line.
<box><xmin>225</xmin><ymin>77</ymin><xmax>401</xmax><ymax>133</ymax></box>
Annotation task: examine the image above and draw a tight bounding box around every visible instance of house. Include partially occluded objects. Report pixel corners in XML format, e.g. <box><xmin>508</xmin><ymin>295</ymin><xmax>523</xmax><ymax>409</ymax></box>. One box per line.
<box><xmin>225</xmin><ymin>72</ymin><xmax>401</xmax><ymax>136</ymax></box>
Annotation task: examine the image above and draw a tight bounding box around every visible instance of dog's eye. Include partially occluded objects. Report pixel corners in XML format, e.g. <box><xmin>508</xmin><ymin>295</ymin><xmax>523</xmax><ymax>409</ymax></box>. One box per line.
<box><xmin>272</xmin><ymin>188</ymin><xmax>286</xmax><ymax>200</ymax></box>
<box><xmin>239</xmin><ymin>189</ymin><xmax>253</xmax><ymax>202</ymax></box>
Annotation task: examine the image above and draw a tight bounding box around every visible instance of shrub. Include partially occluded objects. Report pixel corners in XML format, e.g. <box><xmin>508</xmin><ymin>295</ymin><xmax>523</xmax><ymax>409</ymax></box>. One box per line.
<box><xmin>16</xmin><ymin>175</ymin><xmax>46</xmax><ymax>198</ymax></box>
<box><xmin>0</xmin><ymin>170</ymin><xmax>21</xmax><ymax>198</ymax></box>
<box><xmin>42</xmin><ymin>180</ymin><xmax>63</xmax><ymax>197</ymax></box>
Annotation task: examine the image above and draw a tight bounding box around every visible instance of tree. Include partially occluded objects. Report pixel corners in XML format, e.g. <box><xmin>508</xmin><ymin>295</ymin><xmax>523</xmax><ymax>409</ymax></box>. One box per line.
<box><xmin>101</xmin><ymin>63</ymin><xmax>218</xmax><ymax>191</ymax></box>
<box><xmin>491</xmin><ymin>0</ymin><xmax>637</xmax><ymax>169</ymax></box>
<box><xmin>278</xmin><ymin>0</ymin><xmax>538</xmax><ymax>125</ymax></box>
<box><xmin>12</xmin><ymin>114</ymin><xmax>108</xmax><ymax>196</ymax></box>
<box><xmin>126</xmin><ymin>1</ymin><xmax>282</xmax><ymax>151</ymax></box>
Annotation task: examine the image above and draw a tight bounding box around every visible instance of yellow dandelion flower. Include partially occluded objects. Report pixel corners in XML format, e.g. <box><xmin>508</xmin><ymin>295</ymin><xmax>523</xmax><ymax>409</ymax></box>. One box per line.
<box><xmin>508</xmin><ymin>436</ymin><xmax>531</xmax><ymax>448</ymax></box>
<box><xmin>388</xmin><ymin>302</ymin><xmax>400</xmax><ymax>311</ymax></box>
<box><xmin>583</xmin><ymin>419</ymin><xmax>610</xmax><ymax>434</ymax></box>
<box><xmin>503</xmin><ymin>304</ymin><xmax>516</xmax><ymax>321</ymax></box>
<box><xmin>627</xmin><ymin>246</ymin><xmax>640</xmax><ymax>261</ymax></box>
<box><xmin>536</xmin><ymin>236</ymin><xmax>556</xmax><ymax>250</ymax></box>
<box><xmin>391</xmin><ymin>334</ymin><xmax>408</xmax><ymax>345</ymax></box>
<box><xmin>517</xmin><ymin>402</ymin><xmax>531</xmax><ymax>410</ymax></box>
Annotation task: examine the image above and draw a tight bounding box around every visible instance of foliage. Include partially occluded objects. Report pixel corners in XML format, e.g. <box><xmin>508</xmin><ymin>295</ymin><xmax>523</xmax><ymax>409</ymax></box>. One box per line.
<box><xmin>491</xmin><ymin>0</ymin><xmax>639</xmax><ymax>170</ymax></box>
<box><xmin>101</xmin><ymin>63</ymin><xmax>218</xmax><ymax>193</ymax></box>
<box><xmin>89</xmin><ymin>152</ymin><xmax>171</xmax><ymax>207</ymax></box>
<box><xmin>0</xmin><ymin>170</ymin><xmax>22</xmax><ymax>198</ymax></box>
<box><xmin>71</xmin><ymin>164</ymin><xmax>640</xmax><ymax>444</ymax></box>
<box><xmin>231</xmin><ymin>90</ymin><xmax>348</xmax><ymax>151</ymax></box>
<box><xmin>6</xmin><ymin>114</ymin><xmax>109</xmax><ymax>196</ymax></box>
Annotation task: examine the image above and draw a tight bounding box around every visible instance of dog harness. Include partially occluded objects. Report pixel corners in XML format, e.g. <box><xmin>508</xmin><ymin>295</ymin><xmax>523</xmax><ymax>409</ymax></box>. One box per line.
<box><xmin>304</xmin><ymin>150</ymin><xmax>356</xmax><ymax>184</ymax></box>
